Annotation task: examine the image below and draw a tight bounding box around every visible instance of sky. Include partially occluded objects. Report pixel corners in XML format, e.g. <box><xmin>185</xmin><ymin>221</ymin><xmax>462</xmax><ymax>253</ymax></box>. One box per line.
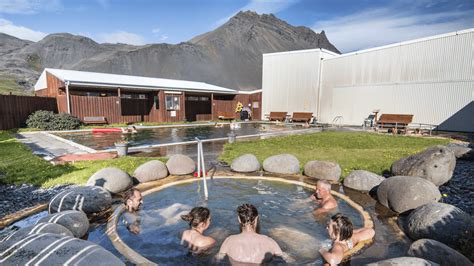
<box><xmin>0</xmin><ymin>0</ymin><xmax>473</xmax><ymax>52</ymax></box>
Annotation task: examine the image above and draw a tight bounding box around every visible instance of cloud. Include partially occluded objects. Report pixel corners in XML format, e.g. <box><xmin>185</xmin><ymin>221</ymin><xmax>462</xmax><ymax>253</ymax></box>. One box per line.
<box><xmin>159</xmin><ymin>35</ymin><xmax>168</xmax><ymax>41</ymax></box>
<box><xmin>152</xmin><ymin>28</ymin><xmax>160</xmax><ymax>34</ymax></box>
<box><xmin>97</xmin><ymin>30</ymin><xmax>146</xmax><ymax>45</ymax></box>
<box><xmin>0</xmin><ymin>0</ymin><xmax>62</xmax><ymax>14</ymax></box>
<box><xmin>0</xmin><ymin>18</ymin><xmax>47</xmax><ymax>41</ymax></box>
<box><xmin>313</xmin><ymin>8</ymin><xmax>474</xmax><ymax>52</ymax></box>
<box><xmin>216</xmin><ymin>0</ymin><xmax>300</xmax><ymax>26</ymax></box>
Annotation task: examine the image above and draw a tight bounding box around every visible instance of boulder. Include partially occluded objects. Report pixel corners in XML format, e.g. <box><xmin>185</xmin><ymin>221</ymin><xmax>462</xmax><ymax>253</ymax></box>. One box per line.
<box><xmin>343</xmin><ymin>170</ymin><xmax>385</xmax><ymax>191</ymax></box>
<box><xmin>0</xmin><ymin>233</ymin><xmax>124</xmax><ymax>265</ymax></box>
<box><xmin>391</xmin><ymin>145</ymin><xmax>456</xmax><ymax>186</ymax></box>
<box><xmin>262</xmin><ymin>154</ymin><xmax>300</xmax><ymax>175</ymax></box>
<box><xmin>48</xmin><ymin>186</ymin><xmax>112</xmax><ymax>214</ymax></box>
<box><xmin>366</xmin><ymin>257</ymin><xmax>438</xmax><ymax>266</ymax></box>
<box><xmin>406</xmin><ymin>202</ymin><xmax>473</xmax><ymax>253</ymax></box>
<box><xmin>37</xmin><ymin>210</ymin><xmax>89</xmax><ymax>238</ymax></box>
<box><xmin>303</xmin><ymin>160</ymin><xmax>341</xmax><ymax>181</ymax></box>
<box><xmin>377</xmin><ymin>176</ymin><xmax>441</xmax><ymax>213</ymax></box>
<box><xmin>231</xmin><ymin>154</ymin><xmax>261</xmax><ymax>172</ymax></box>
<box><xmin>134</xmin><ymin>160</ymin><xmax>168</xmax><ymax>182</ymax></box>
<box><xmin>0</xmin><ymin>222</ymin><xmax>73</xmax><ymax>243</ymax></box>
<box><xmin>86</xmin><ymin>167</ymin><xmax>132</xmax><ymax>193</ymax></box>
<box><xmin>166</xmin><ymin>154</ymin><xmax>195</xmax><ymax>175</ymax></box>
<box><xmin>408</xmin><ymin>239</ymin><xmax>472</xmax><ymax>266</ymax></box>
<box><xmin>446</xmin><ymin>143</ymin><xmax>473</xmax><ymax>160</ymax></box>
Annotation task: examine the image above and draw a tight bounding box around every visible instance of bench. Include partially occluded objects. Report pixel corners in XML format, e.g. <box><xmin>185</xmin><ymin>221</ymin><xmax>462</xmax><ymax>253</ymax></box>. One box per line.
<box><xmin>217</xmin><ymin>111</ymin><xmax>235</xmax><ymax>121</ymax></box>
<box><xmin>377</xmin><ymin>114</ymin><xmax>413</xmax><ymax>134</ymax></box>
<box><xmin>291</xmin><ymin>112</ymin><xmax>313</xmax><ymax>123</ymax></box>
<box><xmin>269</xmin><ymin>112</ymin><xmax>287</xmax><ymax>122</ymax></box>
<box><xmin>83</xmin><ymin>116</ymin><xmax>107</xmax><ymax>124</ymax></box>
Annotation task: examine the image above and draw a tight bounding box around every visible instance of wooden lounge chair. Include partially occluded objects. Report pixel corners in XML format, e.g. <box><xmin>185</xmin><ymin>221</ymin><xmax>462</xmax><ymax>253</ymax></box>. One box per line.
<box><xmin>291</xmin><ymin>112</ymin><xmax>313</xmax><ymax>123</ymax></box>
<box><xmin>269</xmin><ymin>112</ymin><xmax>287</xmax><ymax>122</ymax></box>
<box><xmin>83</xmin><ymin>116</ymin><xmax>107</xmax><ymax>124</ymax></box>
<box><xmin>377</xmin><ymin>114</ymin><xmax>414</xmax><ymax>134</ymax></box>
<box><xmin>217</xmin><ymin>111</ymin><xmax>235</xmax><ymax>121</ymax></box>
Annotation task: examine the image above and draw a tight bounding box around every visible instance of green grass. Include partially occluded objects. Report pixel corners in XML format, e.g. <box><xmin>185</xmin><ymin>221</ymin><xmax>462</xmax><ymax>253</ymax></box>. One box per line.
<box><xmin>0</xmin><ymin>74</ymin><xmax>32</xmax><ymax>96</ymax></box>
<box><xmin>220</xmin><ymin>131</ymin><xmax>451</xmax><ymax>178</ymax></box>
<box><xmin>0</xmin><ymin>131</ymin><xmax>161</xmax><ymax>187</ymax></box>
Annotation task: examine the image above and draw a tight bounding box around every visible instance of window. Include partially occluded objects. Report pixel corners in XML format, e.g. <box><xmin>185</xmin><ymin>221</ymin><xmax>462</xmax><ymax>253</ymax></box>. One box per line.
<box><xmin>252</xmin><ymin>101</ymin><xmax>259</xmax><ymax>108</ymax></box>
<box><xmin>121</xmin><ymin>94</ymin><xmax>132</xmax><ymax>99</ymax></box>
<box><xmin>186</xmin><ymin>96</ymin><xmax>199</xmax><ymax>101</ymax></box>
<box><xmin>138</xmin><ymin>94</ymin><xmax>147</xmax><ymax>99</ymax></box>
<box><xmin>200</xmin><ymin>97</ymin><xmax>209</xmax><ymax>101</ymax></box>
<box><xmin>154</xmin><ymin>96</ymin><xmax>159</xmax><ymax>109</ymax></box>
<box><xmin>87</xmin><ymin>92</ymin><xmax>99</xmax><ymax>97</ymax></box>
<box><xmin>165</xmin><ymin>95</ymin><xmax>180</xmax><ymax>110</ymax></box>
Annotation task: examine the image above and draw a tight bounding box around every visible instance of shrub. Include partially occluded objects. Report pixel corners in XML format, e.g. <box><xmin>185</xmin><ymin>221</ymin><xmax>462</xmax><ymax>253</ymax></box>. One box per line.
<box><xmin>26</xmin><ymin>110</ymin><xmax>82</xmax><ymax>130</ymax></box>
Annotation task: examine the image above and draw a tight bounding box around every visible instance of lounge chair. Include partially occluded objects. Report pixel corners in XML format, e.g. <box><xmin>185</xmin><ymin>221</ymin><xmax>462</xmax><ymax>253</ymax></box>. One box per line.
<box><xmin>291</xmin><ymin>112</ymin><xmax>313</xmax><ymax>123</ymax></box>
<box><xmin>377</xmin><ymin>114</ymin><xmax>414</xmax><ymax>134</ymax></box>
<box><xmin>269</xmin><ymin>112</ymin><xmax>287</xmax><ymax>122</ymax></box>
<box><xmin>217</xmin><ymin>111</ymin><xmax>235</xmax><ymax>121</ymax></box>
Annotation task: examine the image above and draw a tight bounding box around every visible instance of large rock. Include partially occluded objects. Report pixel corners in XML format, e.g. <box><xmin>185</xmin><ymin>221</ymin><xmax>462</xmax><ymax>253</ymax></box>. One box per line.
<box><xmin>391</xmin><ymin>145</ymin><xmax>456</xmax><ymax>186</ymax></box>
<box><xmin>263</xmin><ymin>154</ymin><xmax>300</xmax><ymax>175</ymax></box>
<box><xmin>408</xmin><ymin>239</ymin><xmax>472</xmax><ymax>266</ymax></box>
<box><xmin>48</xmin><ymin>186</ymin><xmax>112</xmax><ymax>214</ymax></box>
<box><xmin>406</xmin><ymin>202</ymin><xmax>473</xmax><ymax>253</ymax></box>
<box><xmin>231</xmin><ymin>154</ymin><xmax>261</xmax><ymax>172</ymax></box>
<box><xmin>86</xmin><ymin>167</ymin><xmax>132</xmax><ymax>193</ymax></box>
<box><xmin>0</xmin><ymin>223</ymin><xmax>73</xmax><ymax>243</ymax></box>
<box><xmin>343</xmin><ymin>170</ymin><xmax>385</xmax><ymax>191</ymax></box>
<box><xmin>0</xmin><ymin>233</ymin><xmax>124</xmax><ymax>265</ymax></box>
<box><xmin>166</xmin><ymin>154</ymin><xmax>195</xmax><ymax>175</ymax></box>
<box><xmin>377</xmin><ymin>176</ymin><xmax>441</xmax><ymax>213</ymax></box>
<box><xmin>134</xmin><ymin>160</ymin><xmax>168</xmax><ymax>182</ymax></box>
<box><xmin>303</xmin><ymin>160</ymin><xmax>341</xmax><ymax>181</ymax></box>
<box><xmin>366</xmin><ymin>257</ymin><xmax>438</xmax><ymax>266</ymax></box>
<box><xmin>37</xmin><ymin>210</ymin><xmax>89</xmax><ymax>238</ymax></box>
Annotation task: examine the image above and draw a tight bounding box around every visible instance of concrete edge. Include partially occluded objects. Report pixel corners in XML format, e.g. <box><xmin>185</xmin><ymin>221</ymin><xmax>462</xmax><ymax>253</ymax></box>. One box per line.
<box><xmin>106</xmin><ymin>175</ymin><xmax>374</xmax><ymax>265</ymax></box>
<box><xmin>41</xmin><ymin>132</ymin><xmax>97</xmax><ymax>154</ymax></box>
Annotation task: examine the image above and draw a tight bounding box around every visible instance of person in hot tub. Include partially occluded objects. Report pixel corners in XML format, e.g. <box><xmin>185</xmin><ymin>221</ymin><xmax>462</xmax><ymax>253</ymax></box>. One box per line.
<box><xmin>122</xmin><ymin>188</ymin><xmax>143</xmax><ymax>234</ymax></box>
<box><xmin>180</xmin><ymin>206</ymin><xmax>216</xmax><ymax>254</ymax></box>
<box><xmin>311</xmin><ymin>180</ymin><xmax>338</xmax><ymax>216</ymax></box>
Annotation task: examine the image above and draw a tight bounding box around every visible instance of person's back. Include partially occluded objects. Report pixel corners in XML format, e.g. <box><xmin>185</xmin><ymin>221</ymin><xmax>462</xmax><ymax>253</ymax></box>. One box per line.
<box><xmin>217</xmin><ymin>204</ymin><xmax>284</xmax><ymax>264</ymax></box>
<box><xmin>180</xmin><ymin>207</ymin><xmax>216</xmax><ymax>254</ymax></box>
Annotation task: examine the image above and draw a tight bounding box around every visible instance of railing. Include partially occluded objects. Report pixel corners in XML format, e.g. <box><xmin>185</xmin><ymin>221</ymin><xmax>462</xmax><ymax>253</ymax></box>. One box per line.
<box><xmin>331</xmin><ymin>116</ymin><xmax>344</xmax><ymax>127</ymax></box>
<box><xmin>195</xmin><ymin>137</ymin><xmax>209</xmax><ymax>200</ymax></box>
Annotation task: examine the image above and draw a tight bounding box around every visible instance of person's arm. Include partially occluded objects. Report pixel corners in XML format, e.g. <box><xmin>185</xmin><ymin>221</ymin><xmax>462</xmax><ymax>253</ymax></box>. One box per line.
<box><xmin>319</xmin><ymin>243</ymin><xmax>344</xmax><ymax>266</ymax></box>
<box><xmin>215</xmin><ymin>237</ymin><xmax>230</xmax><ymax>261</ymax></box>
<box><xmin>352</xmin><ymin>228</ymin><xmax>375</xmax><ymax>244</ymax></box>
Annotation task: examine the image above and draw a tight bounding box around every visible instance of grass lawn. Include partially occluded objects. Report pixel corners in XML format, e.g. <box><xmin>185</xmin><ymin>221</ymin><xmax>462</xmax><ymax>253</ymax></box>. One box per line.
<box><xmin>220</xmin><ymin>131</ymin><xmax>451</xmax><ymax>178</ymax></box>
<box><xmin>0</xmin><ymin>74</ymin><xmax>32</xmax><ymax>96</ymax></box>
<box><xmin>0</xmin><ymin>131</ymin><xmax>161</xmax><ymax>187</ymax></box>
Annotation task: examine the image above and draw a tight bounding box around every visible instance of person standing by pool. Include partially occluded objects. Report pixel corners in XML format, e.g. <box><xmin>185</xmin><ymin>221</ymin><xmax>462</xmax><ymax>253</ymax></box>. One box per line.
<box><xmin>319</xmin><ymin>213</ymin><xmax>374</xmax><ymax>265</ymax></box>
<box><xmin>311</xmin><ymin>180</ymin><xmax>338</xmax><ymax>215</ymax></box>
<box><xmin>180</xmin><ymin>207</ymin><xmax>216</xmax><ymax>254</ymax></box>
<box><xmin>122</xmin><ymin>188</ymin><xmax>143</xmax><ymax>234</ymax></box>
<box><xmin>216</xmin><ymin>203</ymin><xmax>286</xmax><ymax>264</ymax></box>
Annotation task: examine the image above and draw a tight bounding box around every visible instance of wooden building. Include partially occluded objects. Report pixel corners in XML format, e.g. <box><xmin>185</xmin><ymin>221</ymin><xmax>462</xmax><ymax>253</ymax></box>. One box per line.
<box><xmin>34</xmin><ymin>69</ymin><xmax>261</xmax><ymax>124</ymax></box>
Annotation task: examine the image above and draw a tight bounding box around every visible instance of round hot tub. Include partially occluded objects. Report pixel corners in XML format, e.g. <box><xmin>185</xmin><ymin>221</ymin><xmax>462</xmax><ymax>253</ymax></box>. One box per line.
<box><xmin>107</xmin><ymin>176</ymin><xmax>373</xmax><ymax>265</ymax></box>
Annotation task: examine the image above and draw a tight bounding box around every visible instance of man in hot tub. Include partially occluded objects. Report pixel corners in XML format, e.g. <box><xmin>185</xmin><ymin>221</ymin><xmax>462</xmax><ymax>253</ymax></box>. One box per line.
<box><xmin>122</xmin><ymin>188</ymin><xmax>143</xmax><ymax>234</ymax></box>
<box><xmin>311</xmin><ymin>180</ymin><xmax>337</xmax><ymax>215</ymax></box>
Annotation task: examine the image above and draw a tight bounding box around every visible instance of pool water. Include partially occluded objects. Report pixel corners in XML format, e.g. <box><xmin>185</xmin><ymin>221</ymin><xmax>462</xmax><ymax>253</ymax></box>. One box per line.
<box><xmin>54</xmin><ymin>123</ymin><xmax>311</xmax><ymax>150</ymax></box>
<box><xmin>116</xmin><ymin>178</ymin><xmax>363</xmax><ymax>265</ymax></box>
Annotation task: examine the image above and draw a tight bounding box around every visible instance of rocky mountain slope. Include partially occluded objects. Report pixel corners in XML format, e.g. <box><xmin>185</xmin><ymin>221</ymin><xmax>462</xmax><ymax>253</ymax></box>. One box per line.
<box><xmin>0</xmin><ymin>11</ymin><xmax>339</xmax><ymax>93</ymax></box>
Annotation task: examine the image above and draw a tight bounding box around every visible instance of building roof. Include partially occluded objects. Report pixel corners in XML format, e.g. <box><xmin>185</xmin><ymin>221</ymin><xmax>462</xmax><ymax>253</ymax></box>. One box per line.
<box><xmin>34</xmin><ymin>68</ymin><xmax>238</xmax><ymax>94</ymax></box>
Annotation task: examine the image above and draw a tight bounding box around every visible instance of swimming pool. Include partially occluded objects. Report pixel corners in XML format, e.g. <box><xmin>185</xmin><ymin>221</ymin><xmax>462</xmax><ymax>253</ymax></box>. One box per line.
<box><xmin>54</xmin><ymin>122</ymin><xmax>317</xmax><ymax>151</ymax></box>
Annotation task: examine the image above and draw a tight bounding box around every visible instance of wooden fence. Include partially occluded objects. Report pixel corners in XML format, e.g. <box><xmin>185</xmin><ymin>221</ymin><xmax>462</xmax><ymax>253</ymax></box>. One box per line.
<box><xmin>0</xmin><ymin>94</ymin><xmax>58</xmax><ymax>130</ymax></box>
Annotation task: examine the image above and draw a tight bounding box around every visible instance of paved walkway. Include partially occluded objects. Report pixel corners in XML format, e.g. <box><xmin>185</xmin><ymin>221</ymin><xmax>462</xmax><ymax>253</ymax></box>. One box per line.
<box><xmin>16</xmin><ymin>132</ymin><xmax>95</xmax><ymax>160</ymax></box>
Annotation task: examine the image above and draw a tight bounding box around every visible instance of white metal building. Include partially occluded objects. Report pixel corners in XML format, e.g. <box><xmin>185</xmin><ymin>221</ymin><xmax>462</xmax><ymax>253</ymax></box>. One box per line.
<box><xmin>262</xmin><ymin>29</ymin><xmax>474</xmax><ymax>132</ymax></box>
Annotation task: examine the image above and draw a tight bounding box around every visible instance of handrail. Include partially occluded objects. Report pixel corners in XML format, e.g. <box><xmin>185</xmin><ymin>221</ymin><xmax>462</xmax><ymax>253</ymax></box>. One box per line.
<box><xmin>332</xmin><ymin>116</ymin><xmax>344</xmax><ymax>127</ymax></box>
<box><xmin>195</xmin><ymin>137</ymin><xmax>209</xmax><ymax>200</ymax></box>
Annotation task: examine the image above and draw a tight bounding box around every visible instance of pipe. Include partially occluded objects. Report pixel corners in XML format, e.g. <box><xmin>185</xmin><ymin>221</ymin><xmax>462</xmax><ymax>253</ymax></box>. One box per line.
<box><xmin>65</xmin><ymin>80</ymin><xmax>71</xmax><ymax>114</ymax></box>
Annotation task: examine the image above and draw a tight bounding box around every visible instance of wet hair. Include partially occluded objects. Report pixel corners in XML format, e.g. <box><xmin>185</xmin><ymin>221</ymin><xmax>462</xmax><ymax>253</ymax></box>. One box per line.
<box><xmin>330</xmin><ymin>213</ymin><xmax>353</xmax><ymax>241</ymax></box>
<box><xmin>317</xmin><ymin>180</ymin><xmax>331</xmax><ymax>191</ymax></box>
<box><xmin>237</xmin><ymin>203</ymin><xmax>258</xmax><ymax>225</ymax></box>
<box><xmin>181</xmin><ymin>207</ymin><xmax>210</xmax><ymax>228</ymax></box>
<box><xmin>123</xmin><ymin>188</ymin><xmax>140</xmax><ymax>204</ymax></box>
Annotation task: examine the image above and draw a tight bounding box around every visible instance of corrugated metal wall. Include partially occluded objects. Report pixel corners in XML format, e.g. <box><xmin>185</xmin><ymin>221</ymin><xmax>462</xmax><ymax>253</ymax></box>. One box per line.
<box><xmin>262</xmin><ymin>49</ymin><xmax>336</xmax><ymax>120</ymax></box>
<box><xmin>319</xmin><ymin>29</ymin><xmax>474</xmax><ymax>131</ymax></box>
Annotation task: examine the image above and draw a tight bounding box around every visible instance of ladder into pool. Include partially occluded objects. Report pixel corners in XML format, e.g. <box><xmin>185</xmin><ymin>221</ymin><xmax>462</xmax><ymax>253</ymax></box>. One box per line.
<box><xmin>195</xmin><ymin>137</ymin><xmax>209</xmax><ymax>200</ymax></box>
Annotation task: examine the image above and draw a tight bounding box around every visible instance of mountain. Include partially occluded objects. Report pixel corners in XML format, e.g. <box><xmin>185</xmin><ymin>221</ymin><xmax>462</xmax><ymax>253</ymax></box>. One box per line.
<box><xmin>0</xmin><ymin>11</ymin><xmax>339</xmax><ymax>93</ymax></box>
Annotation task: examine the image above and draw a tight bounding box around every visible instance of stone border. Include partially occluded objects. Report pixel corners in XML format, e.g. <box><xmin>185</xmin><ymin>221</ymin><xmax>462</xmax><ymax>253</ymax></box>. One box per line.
<box><xmin>106</xmin><ymin>176</ymin><xmax>374</xmax><ymax>265</ymax></box>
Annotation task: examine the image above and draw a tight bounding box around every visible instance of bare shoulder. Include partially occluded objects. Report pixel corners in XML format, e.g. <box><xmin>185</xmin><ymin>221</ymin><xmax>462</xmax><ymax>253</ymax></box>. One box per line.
<box><xmin>195</xmin><ymin>235</ymin><xmax>216</xmax><ymax>248</ymax></box>
<box><xmin>353</xmin><ymin>228</ymin><xmax>375</xmax><ymax>244</ymax></box>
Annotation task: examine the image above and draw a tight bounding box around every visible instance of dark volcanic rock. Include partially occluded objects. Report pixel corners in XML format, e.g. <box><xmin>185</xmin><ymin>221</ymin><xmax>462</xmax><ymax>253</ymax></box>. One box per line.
<box><xmin>408</xmin><ymin>239</ymin><xmax>472</xmax><ymax>265</ymax></box>
<box><xmin>366</xmin><ymin>257</ymin><xmax>438</xmax><ymax>266</ymax></box>
<box><xmin>48</xmin><ymin>186</ymin><xmax>112</xmax><ymax>214</ymax></box>
<box><xmin>405</xmin><ymin>202</ymin><xmax>473</xmax><ymax>255</ymax></box>
<box><xmin>391</xmin><ymin>145</ymin><xmax>456</xmax><ymax>186</ymax></box>
<box><xmin>377</xmin><ymin>176</ymin><xmax>441</xmax><ymax>213</ymax></box>
<box><xmin>0</xmin><ymin>233</ymin><xmax>124</xmax><ymax>265</ymax></box>
<box><xmin>37</xmin><ymin>210</ymin><xmax>89</xmax><ymax>238</ymax></box>
<box><xmin>0</xmin><ymin>222</ymin><xmax>73</xmax><ymax>243</ymax></box>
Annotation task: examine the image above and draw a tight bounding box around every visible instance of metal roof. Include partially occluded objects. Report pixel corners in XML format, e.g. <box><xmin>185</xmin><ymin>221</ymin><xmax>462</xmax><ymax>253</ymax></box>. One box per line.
<box><xmin>34</xmin><ymin>68</ymin><xmax>237</xmax><ymax>94</ymax></box>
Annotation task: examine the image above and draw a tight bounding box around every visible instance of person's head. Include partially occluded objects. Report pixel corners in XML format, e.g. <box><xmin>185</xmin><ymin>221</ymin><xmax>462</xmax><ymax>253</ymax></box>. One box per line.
<box><xmin>123</xmin><ymin>188</ymin><xmax>143</xmax><ymax>212</ymax></box>
<box><xmin>181</xmin><ymin>207</ymin><xmax>211</xmax><ymax>230</ymax></box>
<box><xmin>316</xmin><ymin>180</ymin><xmax>332</xmax><ymax>198</ymax></box>
<box><xmin>237</xmin><ymin>203</ymin><xmax>259</xmax><ymax>229</ymax></box>
<box><xmin>327</xmin><ymin>213</ymin><xmax>353</xmax><ymax>241</ymax></box>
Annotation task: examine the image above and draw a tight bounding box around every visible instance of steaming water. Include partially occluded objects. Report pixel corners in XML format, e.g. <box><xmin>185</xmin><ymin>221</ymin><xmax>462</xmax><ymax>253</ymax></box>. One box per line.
<box><xmin>117</xmin><ymin>178</ymin><xmax>363</xmax><ymax>265</ymax></box>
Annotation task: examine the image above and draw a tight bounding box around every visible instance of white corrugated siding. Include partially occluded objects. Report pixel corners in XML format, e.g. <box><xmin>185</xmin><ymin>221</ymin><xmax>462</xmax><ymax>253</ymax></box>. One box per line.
<box><xmin>262</xmin><ymin>49</ymin><xmax>336</xmax><ymax>119</ymax></box>
<box><xmin>319</xmin><ymin>29</ymin><xmax>474</xmax><ymax>131</ymax></box>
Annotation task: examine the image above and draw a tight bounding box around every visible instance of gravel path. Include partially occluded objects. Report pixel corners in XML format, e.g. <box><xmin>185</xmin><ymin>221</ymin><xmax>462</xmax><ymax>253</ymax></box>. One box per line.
<box><xmin>440</xmin><ymin>159</ymin><xmax>474</xmax><ymax>215</ymax></box>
